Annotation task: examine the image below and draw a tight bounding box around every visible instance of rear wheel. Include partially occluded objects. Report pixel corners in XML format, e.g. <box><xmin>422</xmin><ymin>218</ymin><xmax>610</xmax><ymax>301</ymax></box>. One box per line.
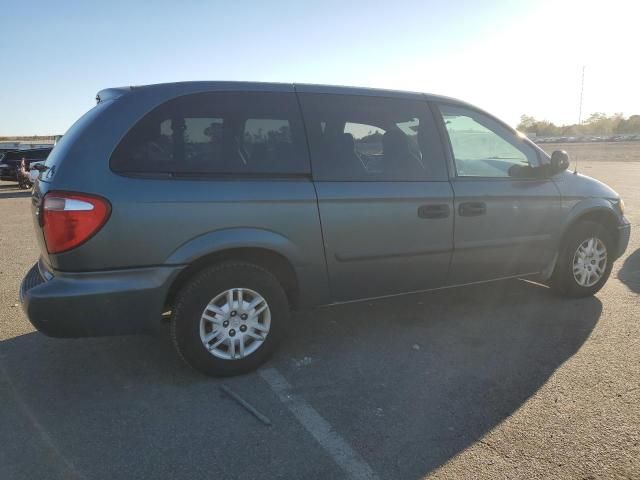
<box><xmin>549</xmin><ymin>220</ymin><xmax>614</xmax><ymax>297</ymax></box>
<box><xmin>170</xmin><ymin>262</ymin><xmax>289</xmax><ymax>376</ymax></box>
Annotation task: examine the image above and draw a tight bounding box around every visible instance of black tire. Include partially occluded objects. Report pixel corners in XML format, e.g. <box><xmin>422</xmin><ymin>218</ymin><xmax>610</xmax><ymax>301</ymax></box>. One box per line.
<box><xmin>549</xmin><ymin>220</ymin><xmax>614</xmax><ymax>297</ymax></box>
<box><xmin>170</xmin><ymin>262</ymin><xmax>289</xmax><ymax>376</ymax></box>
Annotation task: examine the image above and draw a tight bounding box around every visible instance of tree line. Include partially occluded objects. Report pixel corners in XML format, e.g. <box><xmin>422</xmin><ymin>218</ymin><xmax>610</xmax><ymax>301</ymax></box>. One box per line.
<box><xmin>0</xmin><ymin>135</ymin><xmax>58</xmax><ymax>141</ymax></box>
<box><xmin>517</xmin><ymin>113</ymin><xmax>640</xmax><ymax>136</ymax></box>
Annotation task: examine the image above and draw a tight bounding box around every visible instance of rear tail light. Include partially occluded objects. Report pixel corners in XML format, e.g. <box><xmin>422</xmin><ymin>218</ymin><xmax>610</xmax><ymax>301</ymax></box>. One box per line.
<box><xmin>42</xmin><ymin>192</ymin><xmax>111</xmax><ymax>254</ymax></box>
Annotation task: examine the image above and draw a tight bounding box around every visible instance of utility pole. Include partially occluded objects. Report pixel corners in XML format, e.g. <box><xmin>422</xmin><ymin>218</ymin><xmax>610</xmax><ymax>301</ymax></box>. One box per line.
<box><xmin>578</xmin><ymin>66</ymin><xmax>586</xmax><ymax>124</ymax></box>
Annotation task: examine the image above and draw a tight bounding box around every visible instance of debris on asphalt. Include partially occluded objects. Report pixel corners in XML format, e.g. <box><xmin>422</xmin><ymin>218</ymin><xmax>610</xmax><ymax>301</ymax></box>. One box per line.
<box><xmin>220</xmin><ymin>384</ymin><xmax>272</xmax><ymax>426</ymax></box>
<box><xmin>293</xmin><ymin>356</ymin><xmax>312</xmax><ymax>367</ymax></box>
<box><xmin>412</xmin><ymin>344</ymin><xmax>421</xmax><ymax>351</ymax></box>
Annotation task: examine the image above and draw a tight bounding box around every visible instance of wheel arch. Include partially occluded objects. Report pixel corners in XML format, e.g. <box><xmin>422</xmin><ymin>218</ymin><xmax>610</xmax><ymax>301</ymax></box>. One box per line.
<box><xmin>164</xmin><ymin>228</ymin><xmax>305</xmax><ymax>310</ymax></box>
<box><xmin>560</xmin><ymin>203</ymin><xmax>621</xmax><ymax>251</ymax></box>
<box><xmin>540</xmin><ymin>202</ymin><xmax>621</xmax><ymax>281</ymax></box>
<box><xmin>166</xmin><ymin>247</ymin><xmax>300</xmax><ymax>311</ymax></box>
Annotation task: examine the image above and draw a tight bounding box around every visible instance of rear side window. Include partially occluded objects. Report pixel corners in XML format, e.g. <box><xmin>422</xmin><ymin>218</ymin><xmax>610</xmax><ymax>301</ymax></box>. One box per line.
<box><xmin>344</xmin><ymin>122</ymin><xmax>384</xmax><ymax>157</ymax></box>
<box><xmin>111</xmin><ymin>92</ymin><xmax>309</xmax><ymax>176</ymax></box>
<box><xmin>298</xmin><ymin>93</ymin><xmax>448</xmax><ymax>181</ymax></box>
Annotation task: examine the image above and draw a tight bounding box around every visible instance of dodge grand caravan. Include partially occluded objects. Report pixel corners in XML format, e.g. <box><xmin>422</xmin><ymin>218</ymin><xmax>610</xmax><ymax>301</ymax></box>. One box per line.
<box><xmin>20</xmin><ymin>82</ymin><xmax>631</xmax><ymax>376</ymax></box>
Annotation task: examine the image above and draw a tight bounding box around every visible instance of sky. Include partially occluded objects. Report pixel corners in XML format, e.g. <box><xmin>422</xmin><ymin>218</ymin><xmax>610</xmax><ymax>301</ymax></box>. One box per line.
<box><xmin>1</xmin><ymin>0</ymin><xmax>638</xmax><ymax>135</ymax></box>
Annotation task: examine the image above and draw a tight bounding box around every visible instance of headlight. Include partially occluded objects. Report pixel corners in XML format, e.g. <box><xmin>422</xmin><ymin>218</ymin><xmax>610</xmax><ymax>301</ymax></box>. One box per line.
<box><xmin>619</xmin><ymin>198</ymin><xmax>625</xmax><ymax>216</ymax></box>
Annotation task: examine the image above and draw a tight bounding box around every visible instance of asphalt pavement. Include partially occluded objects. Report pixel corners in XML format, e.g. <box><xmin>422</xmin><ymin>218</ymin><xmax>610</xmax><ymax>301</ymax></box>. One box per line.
<box><xmin>1</xmin><ymin>161</ymin><xmax>638</xmax><ymax>479</ymax></box>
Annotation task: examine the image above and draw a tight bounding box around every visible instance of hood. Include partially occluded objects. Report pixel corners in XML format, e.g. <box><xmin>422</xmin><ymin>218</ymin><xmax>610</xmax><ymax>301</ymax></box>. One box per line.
<box><xmin>553</xmin><ymin>170</ymin><xmax>620</xmax><ymax>201</ymax></box>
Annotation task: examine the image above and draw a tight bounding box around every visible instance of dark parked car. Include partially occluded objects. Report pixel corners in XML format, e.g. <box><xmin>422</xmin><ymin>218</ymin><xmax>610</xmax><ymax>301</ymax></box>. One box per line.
<box><xmin>0</xmin><ymin>147</ymin><xmax>52</xmax><ymax>181</ymax></box>
<box><xmin>20</xmin><ymin>82</ymin><xmax>630</xmax><ymax>376</ymax></box>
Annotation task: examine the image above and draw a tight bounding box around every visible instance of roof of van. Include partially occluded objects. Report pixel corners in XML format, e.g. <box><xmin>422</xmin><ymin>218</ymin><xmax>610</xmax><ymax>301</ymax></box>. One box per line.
<box><xmin>96</xmin><ymin>81</ymin><xmax>466</xmax><ymax>105</ymax></box>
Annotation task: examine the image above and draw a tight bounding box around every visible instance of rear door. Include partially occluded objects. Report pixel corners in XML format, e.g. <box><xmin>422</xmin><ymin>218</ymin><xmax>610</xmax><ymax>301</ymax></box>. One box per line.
<box><xmin>434</xmin><ymin>103</ymin><xmax>562</xmax><ymax>284</ymax></box>
<box><xmin>298</xmin><ymin>91</ymin><xmax>454</xmax><ymax>302</ymax></box>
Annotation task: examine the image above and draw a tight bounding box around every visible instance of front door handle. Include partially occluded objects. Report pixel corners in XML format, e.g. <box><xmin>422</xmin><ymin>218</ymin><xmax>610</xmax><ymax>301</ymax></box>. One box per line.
<box><xmin>418</xmin><ymin>204</ymin><xmax>450</xmax><ymax>219</ymax></box>
<box><xmin>458</xmin><ymin>201</ymin><xmax>486</xmax><ymax>217</ymax></box>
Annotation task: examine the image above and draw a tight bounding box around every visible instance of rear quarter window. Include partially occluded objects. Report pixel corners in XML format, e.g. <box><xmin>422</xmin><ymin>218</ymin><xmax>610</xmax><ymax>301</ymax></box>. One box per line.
<box><xmin>110</xmin><ymin>92</ymin><xmax>310</xmax><ymax>176</ymax></box>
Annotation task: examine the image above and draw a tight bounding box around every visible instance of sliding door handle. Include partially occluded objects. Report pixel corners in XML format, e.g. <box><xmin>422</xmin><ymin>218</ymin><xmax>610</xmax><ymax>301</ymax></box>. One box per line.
<box><xmin>458</xmin><ymin>201</ymin><xmax>486</xmax><ymax>217</ymax></box>
<box><xmin>418</xmin><ymin>204</ymin><xmax>450</xmax><ymax>219</ymax></box>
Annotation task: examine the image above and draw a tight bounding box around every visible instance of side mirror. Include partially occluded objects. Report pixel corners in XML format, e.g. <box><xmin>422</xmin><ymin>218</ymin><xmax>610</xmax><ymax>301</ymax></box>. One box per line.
<box><xmin>550</xmin><ymin>150</ymin><xmax>570</xmax><ymax>173</ymax></box>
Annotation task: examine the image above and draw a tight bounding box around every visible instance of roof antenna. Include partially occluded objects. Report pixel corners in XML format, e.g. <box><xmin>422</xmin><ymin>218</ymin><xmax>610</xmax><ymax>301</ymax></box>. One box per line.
<box><xmin>578</xmin><ymin>66</ymin><xmax>585</xmax><ymax>125</ymax></box>
<box><xmin>574</xmin><ymin>153</ymin><xmax>579</xmax><ymax>175</ymax></box>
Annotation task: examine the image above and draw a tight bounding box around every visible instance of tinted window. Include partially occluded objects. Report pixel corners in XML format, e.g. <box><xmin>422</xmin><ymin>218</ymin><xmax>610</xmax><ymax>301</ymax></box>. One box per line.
<box><xmin>438</xmin><ymin>104</ymin><xmax>539</xmax><ymax>178</ymax></box>
<box><xmin>299</xmin><ymin>94</ymin><xmax>448</xmax><ymax>181</ymax></box>
<box><xmin>0</xmin><ymin>150</ymin><xmax>49</xmax><ymax>162</ymax></box>
<box><xmin>111</xmin><ymin>92</ymin><xmax>309</xmax><ymax>175</ymax></box>
<box><xmin>4</xmin><ymin>151</ymin><xmax>22</xmax><ymax>161</ymax></box>
<box><xmin>241</xmin><ymin>118</ymin><xmax>295</xmax><ymax>172</ymax></box>
<box><xmin>30</xmin><ymin>149</ymin><xmax>51</xmax><ymax>160</ymax></box>
<box><xmin>344</xmin><ymin>122</ymin><xmax>384</xmax><ymax>157</ymax></box>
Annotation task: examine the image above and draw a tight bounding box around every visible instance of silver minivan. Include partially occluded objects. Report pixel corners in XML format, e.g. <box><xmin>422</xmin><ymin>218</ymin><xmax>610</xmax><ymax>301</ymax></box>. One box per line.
<box><xmin>20</xmin><ymin>82</ymin><xmax>630</xmax><ymax>376</ymax></box>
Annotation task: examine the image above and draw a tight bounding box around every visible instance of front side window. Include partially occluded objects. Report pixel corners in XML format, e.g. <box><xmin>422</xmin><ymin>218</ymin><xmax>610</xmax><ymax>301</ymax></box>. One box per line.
<box><xmin>438</xmin><ymin>104</ymin><xmax>539</xmax><ymax>178</ymax></box>
<box><xmin>299</xmin><ymin>93</ymin><xmax>448</xmax><ymax>181</ymax></box>
<box><xmin>110</xmin><ymin>92</ymin><xmax>309</xmax><ymax>176</ymax></box>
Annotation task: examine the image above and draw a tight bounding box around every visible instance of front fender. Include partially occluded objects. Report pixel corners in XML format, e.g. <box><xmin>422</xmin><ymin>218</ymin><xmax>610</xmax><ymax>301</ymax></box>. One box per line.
<box><xmin>540</xmin><ymin>199</ymin><xmax>625</xmax><ymax>280</ymax></box>
<box><xmin>560</xmin><ymin>198</ymin><xmax>620</xmax><ymax>234</ymax></box>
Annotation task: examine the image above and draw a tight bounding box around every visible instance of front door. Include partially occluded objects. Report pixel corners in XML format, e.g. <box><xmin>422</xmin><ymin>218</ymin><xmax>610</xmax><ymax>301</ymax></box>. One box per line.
<box><xmin>435</xmin><ymin>103</ymin><xmax>562</xmax><ymax>284</ymax></box>
<box><xmin>298</xmin><ymin>90</ymin><xmax>454</xmax><ymax>302</ymax></box>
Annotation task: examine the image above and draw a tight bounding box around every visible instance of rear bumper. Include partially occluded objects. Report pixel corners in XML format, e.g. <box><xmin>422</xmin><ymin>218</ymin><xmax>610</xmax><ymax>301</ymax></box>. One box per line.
<box><xmin>20</xmin><ymin>260</ymin><xmax>183</xmax><ymax>337</ymax></box>
<box><xmin>615</xmin><ymin>221</ymin><xmax>631</xmax><ymax>259</ymax></box>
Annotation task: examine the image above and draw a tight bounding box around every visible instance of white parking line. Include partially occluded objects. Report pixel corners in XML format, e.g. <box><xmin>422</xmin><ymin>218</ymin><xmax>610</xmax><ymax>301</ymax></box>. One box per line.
<box><xmin>259</xmin><ymin>367</ymin><xmax>379</xmax><ymax>480</ymax></box>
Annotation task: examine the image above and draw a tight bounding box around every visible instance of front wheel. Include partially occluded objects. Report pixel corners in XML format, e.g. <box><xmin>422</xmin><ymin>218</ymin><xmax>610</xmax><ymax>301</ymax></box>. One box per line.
<box><xmin>170</xmin><ymin>262</ymin><xmax>289</xmax><ymax>376</ymax></box>
<box><xmin>549</xmin><ymin>220</ymin><xmax>614</xmax><ymax>297</ymax></box>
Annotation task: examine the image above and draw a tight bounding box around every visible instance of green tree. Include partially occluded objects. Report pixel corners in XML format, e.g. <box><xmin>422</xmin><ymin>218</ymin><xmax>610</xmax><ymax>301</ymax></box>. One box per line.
<box><xmin>617</xmin><ymin>115</ymin><xmax>640</xmax><ymax>134</ymax></box>
<box><xmin>517</xmin><ymin>115</ymin><xmax>537</xmax><ymax>132</ymax></box>
<box><xmin>518</xmin><ymin>113</ymin><xmax>640</xmax><ymax>136</ymax></box>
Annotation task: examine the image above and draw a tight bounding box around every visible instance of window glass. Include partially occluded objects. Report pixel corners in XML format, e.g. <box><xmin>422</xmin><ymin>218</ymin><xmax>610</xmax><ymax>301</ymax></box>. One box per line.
<box><xmin>6</xmin><ymin>151</ymin><xmax>25</xmax><ymax>161</ymax></box>
<box><xmin>241</xmin><ymin>119</ymin><xmax>295</xmax><ymax>172</ymax></box>
<box><xmin>438</xmin><ymin>104</ymin><xmax>538</xmax><ymax>178</ymax></box>
<box><xmin>31</xmin><ymin>149</ymin><xmax>51</xmax><ymax>160</ymax></box>
<box><xmin>110</xmin><ymin>92</ymin><xmax>309</xmax><ymax>175</ymax></box>
<box><xmin>343</xmin><ymin>122</ymin><xmax>386</xmax><ymax>174</ymax></box>
<box><xmin>299</xmin><ymin>93</ymin><xmax>448</xmax><ymax>181</ymax></box>
<box><xmin>344</xmin><ymin>122</ymin><xmax>385</xmax><ymax>154</ymax></box>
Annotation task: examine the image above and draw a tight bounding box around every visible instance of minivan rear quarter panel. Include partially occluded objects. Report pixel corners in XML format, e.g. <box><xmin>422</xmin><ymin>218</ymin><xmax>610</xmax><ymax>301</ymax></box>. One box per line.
<box><xmin>36</xmin><ymin>83</ymin><xmax>331</xmax><ymax>307</ymax></box>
